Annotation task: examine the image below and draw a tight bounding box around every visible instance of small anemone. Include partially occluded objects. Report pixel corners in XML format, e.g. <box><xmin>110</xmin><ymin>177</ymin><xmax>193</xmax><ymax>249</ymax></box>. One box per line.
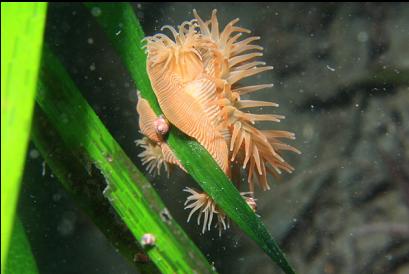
<box><xmin>183</xmin><ymin>187</ymin><xmax>229</xmax><ymax>236</ymax></box>
<box><xmin>135</xmin><ymin>137</ymin><xmax>170</xmax><ymax>177</ymax></box>
<box><xmin>183</xmin><ymin>187</ymin><xmax>256</xmax><ymax>236</ymax></box>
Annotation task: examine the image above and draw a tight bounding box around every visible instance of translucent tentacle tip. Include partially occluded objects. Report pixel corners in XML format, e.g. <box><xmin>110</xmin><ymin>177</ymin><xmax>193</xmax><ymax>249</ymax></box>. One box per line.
<box><xmin>154</xmin><ymin>115</ymin><xmax>170</xmax><ymax>136</ymax></box>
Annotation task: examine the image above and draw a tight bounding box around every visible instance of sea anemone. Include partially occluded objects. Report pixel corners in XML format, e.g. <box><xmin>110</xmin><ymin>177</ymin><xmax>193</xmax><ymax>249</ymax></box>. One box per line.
<box><xmin>136</xmin><ymin>94</ymin><xmax>185</xmax><ymax>176</ymax></box>
<box><xmin>143</xmin><ymin>9</ymin><xmax>300</xmax><ymax>192</ymax></box>
<box><xmin>135</xmin><ymin>137</ymin><xmax>171</xmax><ymax>177</ymax></box>
<box><xmin>184</xmin><ymin>187</ymin><xmax>256</xmax><ymax>236</ymax></box>
<box><xmin>139</xmin><ymin>9</ymin><xmax>300</xmax><ymax>235</ymax></box>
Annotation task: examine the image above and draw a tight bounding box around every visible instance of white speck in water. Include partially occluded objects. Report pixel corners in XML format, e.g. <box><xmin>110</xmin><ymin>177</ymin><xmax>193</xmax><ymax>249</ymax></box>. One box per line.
<box><xmin>98</xmin><ymin>76</ymin><xmax>102</xmax><ymax>81</ymax></box>
<box><xmin>89</xmin><ymin>63</ymin><xmax>96</xmax><ymax>71</ymax></box>
<box><xmin>29</xmin><ymin>149</ymin><xmax>40</xmax><ymax>159</ymax></box>
<box><xmin>53</xmin><ymin>193</ymin><xmax>62</xmax><ymax>202</ymax></box>
<box><xmin>57</xmin><ymin>212</ymin><xmax>76</xmax><ymax>236</ymax></box>
<box><xmin>303</xmin><ymin>123</ymin><xmax>314</xmax><ymax>139</ymax></box>
<box><xmin>326</xmin><ymin>65</ymin><xmax>335</xmax><ymax>72</ymax></box>
<box><xmin>355</xmin><ymin>103</ymin><xmax>360</xmax><ymax>108</ymax></box>
<box><xmin>91</xmin><ymin>7</ymin><xmax>102</xmax><ymax>17</ymax></box>
<box><xmin>357</xmin><ymin>31</ymin><xmax>368</xmax><ymax>43</ymax></box>
<box><xmin>42</xmin><ymin>161</ymin><xmax>46</xmax><ymax>176</ymax></box>
<box><xmin>115</xmin><ymin>30</ymin><xmax>122</xmax><ymax>36</ymax></box>
<box><xmin>87</xmin><ymin>38</ymin><xmax>94</xmax><ymax>44</ymax></box>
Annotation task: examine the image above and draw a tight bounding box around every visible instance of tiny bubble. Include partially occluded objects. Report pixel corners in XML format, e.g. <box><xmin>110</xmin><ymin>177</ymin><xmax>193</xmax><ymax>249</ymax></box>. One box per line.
<box><xmin>29</xmin><ymin>149</ymin><xmax>40</xmax><ymax>159</ymax></box>
<box><xmin>357</xmin><ymin>31</ymin><xmax>368</xmax><ymax>43</ymax></box>
<box><xmin>91</xmin><ymin>7</ymin><xmax>102</xmax><ymax>17</ymax></box>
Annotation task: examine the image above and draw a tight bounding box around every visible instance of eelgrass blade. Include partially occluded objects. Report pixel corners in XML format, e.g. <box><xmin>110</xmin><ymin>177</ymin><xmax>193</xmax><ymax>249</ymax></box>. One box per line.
<box><xmin>4</xmin><ymin>218</ymin><xmax>39</xmax><ymax>274</ymax></box>
<box><xmin>36</xmin><ymin>45</ymin><xmax>216</xmax><ymax>274</ymax></box>
<box><xmin>1</xmin><ymin>3</ymin><xmax>47</xmax><ymax>271</ymax></box>
<box><xmin>31</xmin><ymin>107</ymin><xmax>161</xmax><ymax>274</ymax></box>
<box><xmin>84</xmin><ymin>3</ymin><xmax>296</xmax><ymax>274</ymax></box>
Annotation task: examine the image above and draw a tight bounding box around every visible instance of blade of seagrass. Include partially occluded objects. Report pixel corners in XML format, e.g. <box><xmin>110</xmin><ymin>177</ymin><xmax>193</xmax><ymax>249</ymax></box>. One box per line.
<box><xmin>1</xmin><ymin>3</ymin><xmax>47</xmax><ymax>271</ymax></box>
<box><xmin>31</xmin><ymin>107</ymin><xmax>161</xmax><ymax>274</ymax></box>
<box><xmin>36</xmin><ymin>45</ymin><xmax>216</xmax><ymax>274</ymax></box>
<box><xmin>4</xmin><ymin>218</ymin><xmax>39</xmax><ymax>274</ymax></box>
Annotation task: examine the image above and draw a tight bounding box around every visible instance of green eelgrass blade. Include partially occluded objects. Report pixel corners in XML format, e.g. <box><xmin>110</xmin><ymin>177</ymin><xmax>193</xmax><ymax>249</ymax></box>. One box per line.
<box><xmin>35</xmin><ymin>45</ymin><xmax>215</xmax><ymax>274</ymax></box>
<box><xmin>31</xmin><ymin>107</ymin><xmax>161</xmax><ymax>274</ymax></box>
<box><xmin>1</xmin><ymin>3</ymin><xmax>47</xmax><ymax>271</ymax></box>
<box><xmin>4</xmin><ymin>218</ymin><xmax>39</xmax><ymax>274</ymax></box>
<box><xmin>85</xmin><ymin>3</ymin><xmax>296</xmax><ymax>274</ymax></box>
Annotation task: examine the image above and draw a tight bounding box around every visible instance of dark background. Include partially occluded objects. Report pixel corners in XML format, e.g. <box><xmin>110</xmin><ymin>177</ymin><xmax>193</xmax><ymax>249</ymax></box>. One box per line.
<box><xmin>19</xmin><ymin>3</ymin><xmax>409</xmax><ymax>274</ymax></box>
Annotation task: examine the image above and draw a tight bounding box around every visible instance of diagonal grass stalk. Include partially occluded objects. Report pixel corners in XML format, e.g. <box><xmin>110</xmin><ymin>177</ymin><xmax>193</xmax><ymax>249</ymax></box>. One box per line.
<box><xmin>36</xmin><ymin>45</ymin><xmax>216</xmax><ymax>274</ymax></box>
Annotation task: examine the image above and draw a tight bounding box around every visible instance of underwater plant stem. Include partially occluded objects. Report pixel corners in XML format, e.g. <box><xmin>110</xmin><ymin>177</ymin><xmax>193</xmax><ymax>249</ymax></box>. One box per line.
<box><xmin>31</xmin><ymin>107</ymin><xmax>161</xmax><ymax>274</ymax></box>
<box><xmin>1</xmin><ymin>3</ymin><xmax>47</xmax><ymax>271</ymax></box>
<box><xmin>85</xmin><ymin>3</ymin><xmax>296</xmax><ymax>274</ymax></box>
<box><xmin>4</xmin><ymin>217</ymin><xmax>39</xmax><ymax>274</ymax></box>
<box><xmin>35</xmin><ymin>45</ymin><xmax>215</xmax><ymax>274</ymax></box>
